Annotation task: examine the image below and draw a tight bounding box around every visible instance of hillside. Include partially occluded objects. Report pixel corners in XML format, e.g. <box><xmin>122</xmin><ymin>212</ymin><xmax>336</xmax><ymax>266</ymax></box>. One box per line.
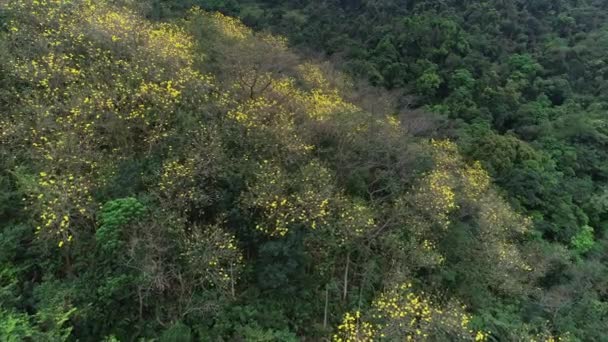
<box><xmin>165</xmin><ymin>0</ymin><xmax>608</xmax><ymax>339</ymax></box>
<box><xmin>0</xmin><ymin>0</ymin><xmax>606</xmax><ymax>341</ymax></box>
<box><xmin>189</xmin><ymin>0</ymin><xmax>608</xmax><ymax>244</ymax></box>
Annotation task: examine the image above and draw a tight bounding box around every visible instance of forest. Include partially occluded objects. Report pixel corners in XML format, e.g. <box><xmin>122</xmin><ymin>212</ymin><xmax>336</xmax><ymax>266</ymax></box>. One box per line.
<box><xmin>1</xmin><ymin>0</ymin><xmax>607</xmax><ymax>340</ymax></box>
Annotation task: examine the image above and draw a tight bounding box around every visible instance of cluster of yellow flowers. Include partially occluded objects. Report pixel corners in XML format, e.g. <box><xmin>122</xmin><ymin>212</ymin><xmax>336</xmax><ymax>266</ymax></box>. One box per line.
<box><xmin>33</xmin><ymin>171</ymin><xmax>93</xmax><ymax>247</ymax></box>
<box><xmin>210</xmin><ymin>230</ymin><xmax>241</xmax><ymax>284</ymax></box>
<box><xmin>460</xmin><ymin>161</ymin><xmax>491</xmax><ymax>198</ymax></box>
<box><xmin>85</xmin><ymin>4</ymin><xmax>140</xmax><ymax>43</ymax></box>
<box><xmin>270</xmin><ymin>76</ymin><xmax>360</xmax><ymax>120</ymax></box>
<box><xmin>386</xmin><ymin>115</ymin><xmax>402</xmax><ymax>129</ymax></box>
<box><xmin>0</xmin><ymin>119</ymin><xmax>16</xmax><ymax>144</ymax></box>
<box><xmin>297</xmin><ymin>63</ymin><xmax>330</xmax><ymax>90</ymax></box>
<box><xmin>228</xmin><ymin>97</ymin><xmax>280</xmax><ymax>129</ymax></box>
<box><xmin>306</xmin><ymin>89</ymin><xmax>360</xmax><ymax>120</ymax></box>
<box><xmin>334</xmin><ymin>282</ymin><xmax>488</xmax><ymax>341</ymax></box>
<box><xmin>246</xmin><ymin>161</ymin><xmax>334</xmax><ymax>237</ymax></box>
<box><xmin>182</xmin><ymin>225</ymin><xmax>243</xmax><ymax>289</ymax></box>
<box><xmin>333</xmin><ymin>198</ymin><xmax>376</xmax><ymax>244</ymax></box>
<box><xmin>205</xmin><ymin>11</ymin><xmax>252</xmax><ymax>40</ymax></box>
<box><xmin>374</xmin><ymin>283</ymin><xmax>433</xmax><ymax>324</ymax></box>
<box><xmin>158</xmin><ymin>159</ymin><xmax>196</xmax><ymax>201</ymax></box>
<box><xmin>475</xmin><ymin>330</ymin><xmax>489</xmax><ymax>341</ymax></box>
<box><xmin>259</xmin><ymin>32</ymin><xmax>290</xmax><ymax>51</ymax></box>
<box><xmin>226</xmin><ymin>93</ymin><xmax>315</xmax><ymax>158</ymax></box>
<box><xmin>419</xmin><ymin>139</ymin><xmax>533</xmax><ymax>279</ymax></box>
<box><xmin>416</xmin><ymin>169</ymin><xmax>458</xmax><ymax>229</ymax></box>
<box><xmin>532</xmin><ymin>331</ymin><xmax>572</xmax><ymax>342</ymax></box>
<box><xmin>334</xmin><ymin>310</ymin><xmax>375</xmax><ymax>342</ymax></box>
<box><xmin>148</xmin><ymin>23</ymin><xmax>195</xmax><ymax>64</ymax></box>
<box><xmin>265</xmin><ymin>71</ymin><xmax>359</xmax><ymax>122</ymax></box>
<box><xmin>428</xmin><ymin>139</ymin><xmax>460</xmax><ymax>176</ymax></box>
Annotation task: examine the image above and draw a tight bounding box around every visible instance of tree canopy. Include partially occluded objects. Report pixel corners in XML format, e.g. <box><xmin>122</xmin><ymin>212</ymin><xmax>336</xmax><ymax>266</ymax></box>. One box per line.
<box><xmin>1</xmin><ymin>0</ymin><xmax>607</xmax><ymax>340</ymax></box>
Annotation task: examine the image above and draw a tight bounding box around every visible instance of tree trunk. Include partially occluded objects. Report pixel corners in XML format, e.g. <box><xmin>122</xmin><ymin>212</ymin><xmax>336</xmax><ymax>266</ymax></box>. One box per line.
<box><xmin>230</xmin><ymin>263</ymin><xmax>235</xmax><ymax>299</ymax></box>
<box><xmin>343</xmin><ymin>252</ymin><xmax>350</xmax><ymax>301</ymax></box>
<box><xmin>323</xmin><ymin>284</ymin><xmax>329</xmax><ymax>329</ymax></box>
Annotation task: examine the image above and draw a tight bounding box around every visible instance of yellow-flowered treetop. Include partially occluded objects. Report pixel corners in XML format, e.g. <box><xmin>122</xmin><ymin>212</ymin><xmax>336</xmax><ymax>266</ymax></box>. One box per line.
<box><xmin>334</xmin><ymin>282</ymin><xmax>489</xmax><ymax>341</ymax></box>
<box><xmin>393</xmin><ymin>139</ymin><xmax>532</xmax><ymax>292</ymax></box>
<box><xmin>3</xmin><ymin>0</ymin><xmax>222</xmax><ymax>248</ymax></box>
<box><xmin>243</xmin><ymin>160</ymin><xmax>334</xmax><ymax>237</ymax></box>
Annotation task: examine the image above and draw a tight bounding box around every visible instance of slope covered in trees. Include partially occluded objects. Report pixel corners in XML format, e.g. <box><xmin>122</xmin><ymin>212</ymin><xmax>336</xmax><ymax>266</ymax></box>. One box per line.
<box><xmin>184</xmin><ymin>0</ymin><xmax>608</xmax><ymax>246</ymax></box>
<box><xmin>0</xmin><ymin>0</ymin><xmax>606</xmax><ymax>340</ymax></box>
<box><xmin>159</xmin><ymin>0</ymin><xmax>608</xmax><ymax>339</ymax></box>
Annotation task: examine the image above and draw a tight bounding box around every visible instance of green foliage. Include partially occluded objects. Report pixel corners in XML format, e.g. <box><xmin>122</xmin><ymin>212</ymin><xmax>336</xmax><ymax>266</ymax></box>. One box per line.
<box><xmin>570</xmin><ymin>225</ymin><xmax>595</xmax><ymax>254</ymax></box>
<box><xmin>416</xmin><ymin>68</ymin><xmax>442</xmax><ymax>97</ymax></box>
<box><xmin>0</xmin><ymin>304</ymin><xmax>74</xmax><ymax>342</ymax></box>
<box><xmin>96</xmin><ymin>198</ymin><xmax>146</xmax><ymax>252</ymax></box>
<box><xmin>0</xmin><ymin>309</ymin><xmax>36</xmax><ymax>341</ymax></box>
<box><xmin>160</xmin><ymin>322</ymin><xmax>192</xmax><ymax>342</ymax></box>
<box><xmin>236</xmin><ymin>325</ymin><xmax>298</xmax><ymax>342</ymax></box>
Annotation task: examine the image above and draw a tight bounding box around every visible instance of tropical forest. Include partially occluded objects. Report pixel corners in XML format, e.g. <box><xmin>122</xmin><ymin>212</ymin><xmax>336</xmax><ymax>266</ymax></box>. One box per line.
<box><xmin>1</xmin><ymin>0</ymin><xmax>608</xmax><ymax>340</ymax></box>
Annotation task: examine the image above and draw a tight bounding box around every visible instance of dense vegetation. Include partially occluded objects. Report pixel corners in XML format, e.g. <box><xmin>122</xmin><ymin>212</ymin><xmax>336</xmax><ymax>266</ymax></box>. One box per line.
<box><xmin>0</xmin><ymin>0</ymin><xmax>606</xmax><ymax>340</ymax></box>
